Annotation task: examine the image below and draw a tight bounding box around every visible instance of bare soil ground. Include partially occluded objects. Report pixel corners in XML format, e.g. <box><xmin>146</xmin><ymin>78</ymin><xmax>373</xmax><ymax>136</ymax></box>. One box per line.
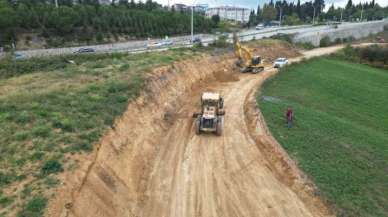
<box><xmin>45</xmin><ymin>45</ymin><xmax>343</xmax><ymax>217</ymax></box>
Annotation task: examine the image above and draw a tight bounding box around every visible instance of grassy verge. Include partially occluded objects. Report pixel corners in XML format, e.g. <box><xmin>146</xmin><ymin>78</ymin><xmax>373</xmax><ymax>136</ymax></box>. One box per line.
<box><xmin>258</xmin><ymin>57</ymin><xmax>388</xmax><ymax>217</ymax></box>
<box><xmin>0</xmin><ymin>48</ymin><xmax>200</xmax><ymax>217</ymax></box>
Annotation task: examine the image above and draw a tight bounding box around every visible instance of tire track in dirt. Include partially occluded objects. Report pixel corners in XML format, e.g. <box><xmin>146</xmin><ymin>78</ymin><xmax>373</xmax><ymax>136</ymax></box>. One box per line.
<box><xmin>46</xmin><ymin>46</ymin><xmax>344</xmax><ymax>217</ymax></box>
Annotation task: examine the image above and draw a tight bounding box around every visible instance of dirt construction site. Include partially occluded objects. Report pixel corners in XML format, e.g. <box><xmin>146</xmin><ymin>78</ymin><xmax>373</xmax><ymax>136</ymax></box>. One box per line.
<box><xmin>44</xmin><ymin>43</ymin><xmax>345</xmax><ymax>217</ymax></box>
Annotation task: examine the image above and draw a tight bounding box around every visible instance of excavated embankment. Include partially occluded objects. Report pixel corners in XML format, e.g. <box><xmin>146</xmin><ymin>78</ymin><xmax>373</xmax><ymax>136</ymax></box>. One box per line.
<box><xmin>46</xmin><ymin>54</ymin><xmax>238</xmax><ymax>217</ymax></box>
<box><xmin>46</xmin><ymin>45</ymin><xmax>339</xmax><ymax>217</ymax></box>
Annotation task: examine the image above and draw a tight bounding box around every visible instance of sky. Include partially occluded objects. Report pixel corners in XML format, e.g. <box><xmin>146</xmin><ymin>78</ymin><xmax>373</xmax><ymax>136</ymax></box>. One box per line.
<box><xmin>154</xmin><ymin>0</ymin><xmax>388</xmax><ymax>10</ymax></box>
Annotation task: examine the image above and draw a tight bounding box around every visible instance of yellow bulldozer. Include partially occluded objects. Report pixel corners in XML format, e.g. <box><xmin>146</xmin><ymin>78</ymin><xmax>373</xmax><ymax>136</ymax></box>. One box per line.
<box><xmin>233</xmin><ymin>33</ymin><xmax>265</xmax><ymax>73</ymax></box>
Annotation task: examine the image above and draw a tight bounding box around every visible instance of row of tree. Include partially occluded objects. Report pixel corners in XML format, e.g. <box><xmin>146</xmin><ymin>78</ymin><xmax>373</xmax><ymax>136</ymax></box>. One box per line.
<box><xmin>248</xmin><ymin>0</ymin><xmax>388</xmax><ymax>26</ymax></box>
<box><xmin>0</xmin><ymin>0</ymin><xmax>215</xmax><ymax>48</ymax></box>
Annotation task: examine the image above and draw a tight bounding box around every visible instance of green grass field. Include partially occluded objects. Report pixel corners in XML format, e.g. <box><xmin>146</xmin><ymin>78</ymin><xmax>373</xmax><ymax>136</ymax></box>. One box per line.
<box><xmin>0</xmin><ymin>48</ymin><xmax>199</xmax><ymax>217</ymax></box>
<box><xmin>258</xmin><ymin>58</ymin><xmax>388</xmax><ymax>217</ymax></box>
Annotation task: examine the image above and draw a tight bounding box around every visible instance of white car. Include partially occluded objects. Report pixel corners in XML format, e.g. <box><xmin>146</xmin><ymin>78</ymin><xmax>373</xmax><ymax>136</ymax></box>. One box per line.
<box><xmin>273</xmin><ymin>57</ymin><xmax>289</xmax><ymax>68</ymax></box>
<box><xmin>146</xmin><ymin>41</ymin><xmax>163</xmax><ymax>49</ymax></box>
<box><xmin>255</xmin><ymin>24</ymin><xmax>264</xmax><ymax>30</ymax></box>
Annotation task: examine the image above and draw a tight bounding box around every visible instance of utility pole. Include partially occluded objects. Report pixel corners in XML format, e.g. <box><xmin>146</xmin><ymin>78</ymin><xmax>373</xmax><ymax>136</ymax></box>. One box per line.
<box><xmin>278</xmin><ymin>6</ymin><xmax>283</xmax><ymax>26</ymax></box>
<box><xmin>312</xmin><ymin>5</ymin><xmax>316</xmax><ymax>25</ymax></box>
<box><xmin>191</xmin><ymin>5</ymin><xmax>194</xmax><ymax>43</ymax></box>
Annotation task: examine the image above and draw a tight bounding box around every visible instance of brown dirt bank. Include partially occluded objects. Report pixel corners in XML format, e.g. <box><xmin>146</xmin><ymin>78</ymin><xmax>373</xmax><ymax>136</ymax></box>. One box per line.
<box><xmin>45</xmin><ymin>45</ymin><xmax>339</xmax><ymax>217</ymax></box>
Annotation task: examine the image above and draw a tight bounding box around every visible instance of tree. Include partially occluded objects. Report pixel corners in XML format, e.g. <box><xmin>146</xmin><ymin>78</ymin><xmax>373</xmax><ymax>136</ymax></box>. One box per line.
<box><xmin>119</xmin><ymin>0</ymin><xmax>128</xmax><ymax>7</ymax></box>
<box><xmin>296</xmin><ymin>0</ymin><xmax>301</xmax><ymax>18</ymax></box>
<box><xmin>248</xmin><ymin>10</ymin><xmax>256</xmax><ymax>27</ymax></box>
<box><xmin>256</xmin><ymin>5</ymin><xmax>262</xmax><ymax>23</ymax></box>
<box><xmin>262</xmin><ymin>4</ymin><xmax>277</xmax><ymax>22</ymax></box>
<box><xmin>284</xmin><ymin>13</ymin><xmax>302</xmax><ymax>25</ymax></box>
<box><xmin>0</xmin><ymin>0</ymin><xmax>17</xmax><ymax>46</ymax></box>
<box><xmin>211</xmin><ymin>14</ymin><xmax>220</xmax><ymax>25</ymax></box>
<box><xmin>346</xmin><ymin>0</ymin><xmax>353</xmax><ymax>10</ymax></box>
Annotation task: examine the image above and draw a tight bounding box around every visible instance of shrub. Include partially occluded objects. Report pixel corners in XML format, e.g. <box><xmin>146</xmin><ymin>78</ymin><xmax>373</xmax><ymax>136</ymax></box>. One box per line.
<box><xmin>210</xmin><ymin>35</ymin><xmax>229</xmax><ymax>48</ymax></box>
<box><xmin>31</xmin><ymin>126</ymin><xmax>51</xmax><ymax>138</ymax></box>
<box><xmin>0</xmin><ymin>172</ymin><xmax>15</xmax><ymax>187</ymax></box>
<box><xmin>319</xmin><ymin>36</ymin><xmax>331</xmax><ymax>47</ymax></box>
<box><xmin>334</xmin><ymin>38</ymin><xmax>342</xmax><ymax>44</ymax></box>
<box><xmin>17</xmin><ymin>196</ymin><xmax>47</xmax><ymax>217</ymax></box>
<box><xmin>296</xmin><ymin>42</ymin><xmax>315</xmax><ymax>50</ymax></box>
<box><xmin>119</xmin><ymin>63</ymin><xmax>130</xmax><ymax>71</ymax></box>
<box><xmin>270</xmin><ymin>33</ymin><xmax>293</xmax><ymax>43</ymax></box>
<box><xmin>40</xmin><ymin>159</ymin><xmax>63</xmax><ymax>175</ymax></box>
<box><xmin>15</xmin><ymin>111</ymin><xmax>33</xmax><ymax>124</ymax></box>
<box><xmin>96</xmin><ymin>32</ymin><xmax>104</xmax><ymax>42</ymax></box>
<box><xmin>0</xmin><ymin>195</ymin><xmax>14</xmax><ymax>208</ymax></box>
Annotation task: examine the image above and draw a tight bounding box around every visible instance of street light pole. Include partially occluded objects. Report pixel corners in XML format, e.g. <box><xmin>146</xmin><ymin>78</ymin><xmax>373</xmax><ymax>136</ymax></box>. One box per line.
<box><xmin>277</xmin><ymin>6</ymin><xmax>283</xmax><ymax>26</ymax></box>
<box><xmin>312</xmin><ymin>5</ymin><xmax>316</xmax><ymax>25</ymax></box>
<box><xmin>340</xmin><ymin>8</ymin><xmax>343</xmax><ymax>22</ymax></box>
<box><xmin>360</xmin><ymin>3</ymin><xmax>364</xmax><ymax>22</ymax></box>
<box><xmin>191</xmin><ymin>5</ymin><xmax>194</xmax><ymax>43</ymax></box>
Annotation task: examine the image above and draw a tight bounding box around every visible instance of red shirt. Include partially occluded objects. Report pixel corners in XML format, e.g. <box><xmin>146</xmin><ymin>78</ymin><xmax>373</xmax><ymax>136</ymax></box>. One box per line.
<box><xmin>286</xmin><ymin>109</ymin><xmax>293</xmax><ymax>121</ymax></box>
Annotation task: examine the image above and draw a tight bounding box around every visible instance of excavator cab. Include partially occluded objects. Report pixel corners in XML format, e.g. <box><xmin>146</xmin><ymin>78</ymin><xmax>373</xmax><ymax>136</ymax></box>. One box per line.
<box><xmin>252</xmin><ymin>56</ymin><xmax>261</xmax><ymax>65</ymax></box>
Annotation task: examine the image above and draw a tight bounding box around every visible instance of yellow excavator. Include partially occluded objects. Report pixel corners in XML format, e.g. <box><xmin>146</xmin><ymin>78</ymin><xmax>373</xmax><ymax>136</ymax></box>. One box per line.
<box><xmin>233</xmin><ymin>33</ymin><xmax>265</xmax><ymax>73</ymax></box>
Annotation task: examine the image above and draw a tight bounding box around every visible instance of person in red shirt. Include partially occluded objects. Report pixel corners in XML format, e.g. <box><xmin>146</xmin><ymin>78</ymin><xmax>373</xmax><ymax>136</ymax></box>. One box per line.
<box><xmin>286</xmin><ymin>106</ymin><xmax>294</xmax><ymax>128</ymax></box>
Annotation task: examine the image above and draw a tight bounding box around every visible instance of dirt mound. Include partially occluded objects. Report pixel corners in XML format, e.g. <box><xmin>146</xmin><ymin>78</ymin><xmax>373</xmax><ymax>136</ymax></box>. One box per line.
<box><xmin>247</xmin><ymin>39</ymin><xmax>301</xmax><ymax>63</ymax></box>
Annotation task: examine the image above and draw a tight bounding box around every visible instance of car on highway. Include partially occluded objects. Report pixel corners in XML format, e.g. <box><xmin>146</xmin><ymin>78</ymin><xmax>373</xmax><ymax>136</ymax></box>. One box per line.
<box><xmin>273</xmin><ymin>57</ymin><xmax>289</xmax><ymax>68</ymax></box>
<box><xmin>192</xmin><ymin>37</ymin><xmax>202</xmax><ymax>44</ymax></box>
<box><xmin>74</xmin><ymin>48</ymin><xmax>95</xmax><ymax>53</ymax></box>
<box><xmin>147</xmin><ymin>41</ymin><xmax>163</xmax><ymax>49</ymax></box>
<box><xmin>14</xmin><ymin>53</ymin><xmax>26</xmax><ymax>60</ymax></box>
<box><xmin>255</xmin><ymin>24</ymin><xmax>264</xmax><ymax>30</ymax></box>
<box><xmin>161</xmin><ymin>40</ymin><xmax>173</xmax><ymax>46</ymax></box>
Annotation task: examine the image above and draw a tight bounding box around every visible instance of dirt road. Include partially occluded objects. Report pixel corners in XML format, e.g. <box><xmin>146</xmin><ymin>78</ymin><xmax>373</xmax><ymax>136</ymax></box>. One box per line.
<box><xmin>141</xmin><ymin>72</ymin><xmax>318</xmax><ymax>217</ymax></box>
<box><xmin>48</xmin><ymin>46</ymin><xmax>343</xmax><ymax>217</ymax></box>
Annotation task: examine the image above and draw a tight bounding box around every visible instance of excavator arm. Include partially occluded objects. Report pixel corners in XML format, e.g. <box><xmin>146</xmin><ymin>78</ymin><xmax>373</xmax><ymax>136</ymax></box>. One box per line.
<box><xmin>233</xmin><ymin>33</ymin><xmax>254</xmax><ymax>67</ymax></box>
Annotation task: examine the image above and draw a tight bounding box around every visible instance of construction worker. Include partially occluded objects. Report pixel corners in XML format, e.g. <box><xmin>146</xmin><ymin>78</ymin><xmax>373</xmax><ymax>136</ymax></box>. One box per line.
<box><xmin>286</xmin><ymin>106</ymin><xmax>294</xmax><ymax>128</ymax></box>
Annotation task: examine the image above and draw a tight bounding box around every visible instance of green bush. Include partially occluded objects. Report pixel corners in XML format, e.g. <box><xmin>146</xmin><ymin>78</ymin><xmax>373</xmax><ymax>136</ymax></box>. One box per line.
<box><xmin>17</xmin><ymin>196</ymin><xmax>47</xmax><ymax>217</ymax></box>
<box><xmin>210</xmin><ymin>35</ymin><xmax>229</xmax><ymax>48</ymax></box>
<box><xmin>0</xmin><ymin>172</ymin><xmax>15</xmax><ymax>187</ymax></box>
<box><xmin>31</xmin><ymin>126</ymin><xmax>51</xmax><ymax>138</ymax></box>
<box><xmin>96</xmin><ymin>32</ymin><xmax>104</xmax><ymax>42</ymax></box>
<box><xmin>270</xmin><ymin>33</ymin><xmax>293</xmax><ymax>43</ymax></box>
<box><xmin>0</xmin><ymin>195</ymin><xmax>14</xmax><ymax>208</ymax></box>
<box><xmin>295</xmin><ymin>42</ymin><xmax>315</xmax><ymax>50</ymax></box>
<box><xmin>40</xmin><ymin>159</ymin><xmax>63</xmax><ymax>175</ymax></box>
<box><xmin>319</xmin><ymin>36</ymin><xmax>331</xmax><ymax>47</ymax></box>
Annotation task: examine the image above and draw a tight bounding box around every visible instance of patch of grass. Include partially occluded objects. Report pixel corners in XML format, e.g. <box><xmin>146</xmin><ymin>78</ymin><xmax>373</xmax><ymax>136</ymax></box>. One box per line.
<box><xmin>0</xmin><ymin>47</ymin><xmax>200</xmax><ymax>215</ymax></box>
<box><xmin>17</xmin><ymin>196</ymin><xmax>47</xmax><ymax>217</ymax></box>
<box><xmin>0</xmin><ymin>195</ymin><xmax>14</xmax><ymax>208</ymax></box>
<box><xmin>258</xmin><ymin>57</ymin><xmax>388</xmax><ymax>217</ymax></box>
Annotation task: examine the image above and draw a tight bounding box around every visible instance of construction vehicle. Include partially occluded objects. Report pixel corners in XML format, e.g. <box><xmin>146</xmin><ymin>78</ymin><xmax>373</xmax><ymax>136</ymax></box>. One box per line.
<box><xmin>193</xmin><ymin>92</ymin><xmax>225</xmax><ymax>136</ymax></box>
<box><xmin>233</xmin><ymin>33</ymin><xmax>265</xmax><ymax>73</ymax></box>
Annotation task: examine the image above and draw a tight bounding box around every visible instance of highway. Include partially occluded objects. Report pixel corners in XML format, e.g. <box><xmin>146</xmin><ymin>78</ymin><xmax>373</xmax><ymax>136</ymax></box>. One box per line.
<box><xmin>3</xmin><ymin>20</ymin><xmax>387</xmax><ymax>59</ymax></box>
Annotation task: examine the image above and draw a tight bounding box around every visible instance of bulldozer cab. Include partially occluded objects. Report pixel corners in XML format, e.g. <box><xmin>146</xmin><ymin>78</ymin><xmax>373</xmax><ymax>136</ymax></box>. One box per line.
<box><xmin>201</xmin><ymin>92</ymin><xmax>224</xmax><ymax>111</ymax></box>
<box><xmin>194</xmin><ymin>92</ymin><xmax>225</xmax><ymax>136</ymax></box>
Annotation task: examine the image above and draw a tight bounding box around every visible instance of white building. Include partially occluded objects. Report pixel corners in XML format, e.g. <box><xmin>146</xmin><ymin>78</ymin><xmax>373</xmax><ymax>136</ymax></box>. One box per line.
<box><xmin>98</xmin><ymin>0</ymin><xmax>112</xmax><ymax>5</ymax></box>
<box><xmin>98</xmin><ymin>0</ymin><xmax>110</xmax><ymax>5</ymax></box>
<box><xmin>206</xmin><ymin>6</ymin><xmax>250</xmax><ymax>23</ymax></box>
